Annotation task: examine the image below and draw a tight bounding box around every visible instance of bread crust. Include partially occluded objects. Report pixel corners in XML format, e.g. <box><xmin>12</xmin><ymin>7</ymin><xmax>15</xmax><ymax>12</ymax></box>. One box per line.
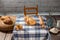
<box><xmin>24</xmin><ymin>16</ymin><xmax>36</xmax><ymax>26</ymax></box>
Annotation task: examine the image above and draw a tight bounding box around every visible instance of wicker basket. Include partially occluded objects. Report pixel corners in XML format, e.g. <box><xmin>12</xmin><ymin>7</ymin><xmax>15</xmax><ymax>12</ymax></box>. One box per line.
<box><xmin>0</xmin><ymin>16</ymin><xmax>16</xmax><ymax>32</ymax></box>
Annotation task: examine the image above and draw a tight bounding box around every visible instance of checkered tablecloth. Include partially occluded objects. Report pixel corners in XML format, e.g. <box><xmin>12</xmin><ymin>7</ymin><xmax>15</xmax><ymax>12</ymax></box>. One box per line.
<box><xmin>13</xmin><ymin>15</ymin><xmax>51</xmax><ymax>40</ymax></box>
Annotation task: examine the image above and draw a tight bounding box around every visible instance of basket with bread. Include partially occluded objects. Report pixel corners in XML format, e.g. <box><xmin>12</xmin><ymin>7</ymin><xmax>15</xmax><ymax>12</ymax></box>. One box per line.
<box><xmin>0</xmin><ymin>16</ymin><xmax>16</xmax><ymax>32</ymax></box>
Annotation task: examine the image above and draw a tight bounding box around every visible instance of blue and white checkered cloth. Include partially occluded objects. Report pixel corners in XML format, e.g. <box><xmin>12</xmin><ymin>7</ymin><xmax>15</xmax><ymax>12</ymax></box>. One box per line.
<box><xmin>13</xmin><ymin>15</ymin><xmax>51</xmax><ymax>40</ymax></box>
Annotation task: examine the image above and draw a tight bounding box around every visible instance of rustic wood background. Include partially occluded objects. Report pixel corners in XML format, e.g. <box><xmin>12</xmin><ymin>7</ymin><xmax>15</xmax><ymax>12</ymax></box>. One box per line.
<box><xmin>0</xmin><ymin>0</ymin><xmax>60</xmax><ymax>12</ymax></box>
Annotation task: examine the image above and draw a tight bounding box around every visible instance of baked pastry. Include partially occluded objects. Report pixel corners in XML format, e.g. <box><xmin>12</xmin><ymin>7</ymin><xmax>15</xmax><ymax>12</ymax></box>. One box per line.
<box><xmin>15</xmin><ymin>24</ymin><xmax>23</xmax><ymax>30</ymax></box>
<box><xmin>0</xmin><ymin>16</ymin><xmax>13</xmax><ymax>25</ymax></box>
<box><xmin>24</xmin><ymin>16</ymin><xmax>36</xmax><ymax>25</ymax></box>
<box><xmin>39</xmin><ymin>16</ymin><xmax>45</xmax><ymax>28</ymax></box>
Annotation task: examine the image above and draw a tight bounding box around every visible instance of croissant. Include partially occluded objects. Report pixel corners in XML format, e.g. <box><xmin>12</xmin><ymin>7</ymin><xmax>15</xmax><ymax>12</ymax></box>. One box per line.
<box><xmin>15</xmin><ymin>24</ymin><xmax>23</xmax><ymax>30</ymax></box>
<box><xmin>24</xmin><ymin>16</ymin><xmax>36</xmax><ymax>25</ymax></box>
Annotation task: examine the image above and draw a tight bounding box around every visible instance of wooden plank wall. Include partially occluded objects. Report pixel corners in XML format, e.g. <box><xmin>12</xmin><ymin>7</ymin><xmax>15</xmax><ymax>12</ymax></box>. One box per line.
<box><xmin>0</xmin><ymin>0</ymin><xmax>60</xmax><ymax>12</ymax></box>
<box><xmin>0</xmin><ymin>32</ymin><xmax>6</xmax><ymax>40</ymax></box>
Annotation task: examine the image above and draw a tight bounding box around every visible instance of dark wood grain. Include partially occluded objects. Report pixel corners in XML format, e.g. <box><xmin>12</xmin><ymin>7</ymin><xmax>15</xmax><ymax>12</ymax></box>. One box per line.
<box><xmin>51</xmin><ymin>33</ymin><xmax>60</xmax><ymax>40</ymax></box>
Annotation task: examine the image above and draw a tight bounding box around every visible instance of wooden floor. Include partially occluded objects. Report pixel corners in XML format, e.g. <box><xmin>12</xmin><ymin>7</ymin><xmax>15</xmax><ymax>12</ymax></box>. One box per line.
<box><xmin>51</xmin><ymin>33</ymin><xmax>60</xmax><ymax>40</ymax></box>
<box><xmin>0</xmin><ymin>31</ymin><xmax>60</xmax><ymax>40</ymax></box>
<box><xmin>0</xmin><ymin>31</ymin><xmax>12</xmax><ymax>40</ymax></box>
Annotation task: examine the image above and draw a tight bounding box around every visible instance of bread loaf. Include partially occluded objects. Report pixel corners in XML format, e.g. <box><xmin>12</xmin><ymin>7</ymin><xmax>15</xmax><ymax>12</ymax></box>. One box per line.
<box><xmin>39</xmin><ymin>16</ymin><xmax>45</xmax><ymax>28</ymax></box>
<box><xmin>24</xmin><ymin>16</ymin><xmax>36</xmax><ymax>26</ymax></box>
<box><xmin>1</xmin><ymin>16</ymin><xmax>13</xmax><ymax>25</ymax></box>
